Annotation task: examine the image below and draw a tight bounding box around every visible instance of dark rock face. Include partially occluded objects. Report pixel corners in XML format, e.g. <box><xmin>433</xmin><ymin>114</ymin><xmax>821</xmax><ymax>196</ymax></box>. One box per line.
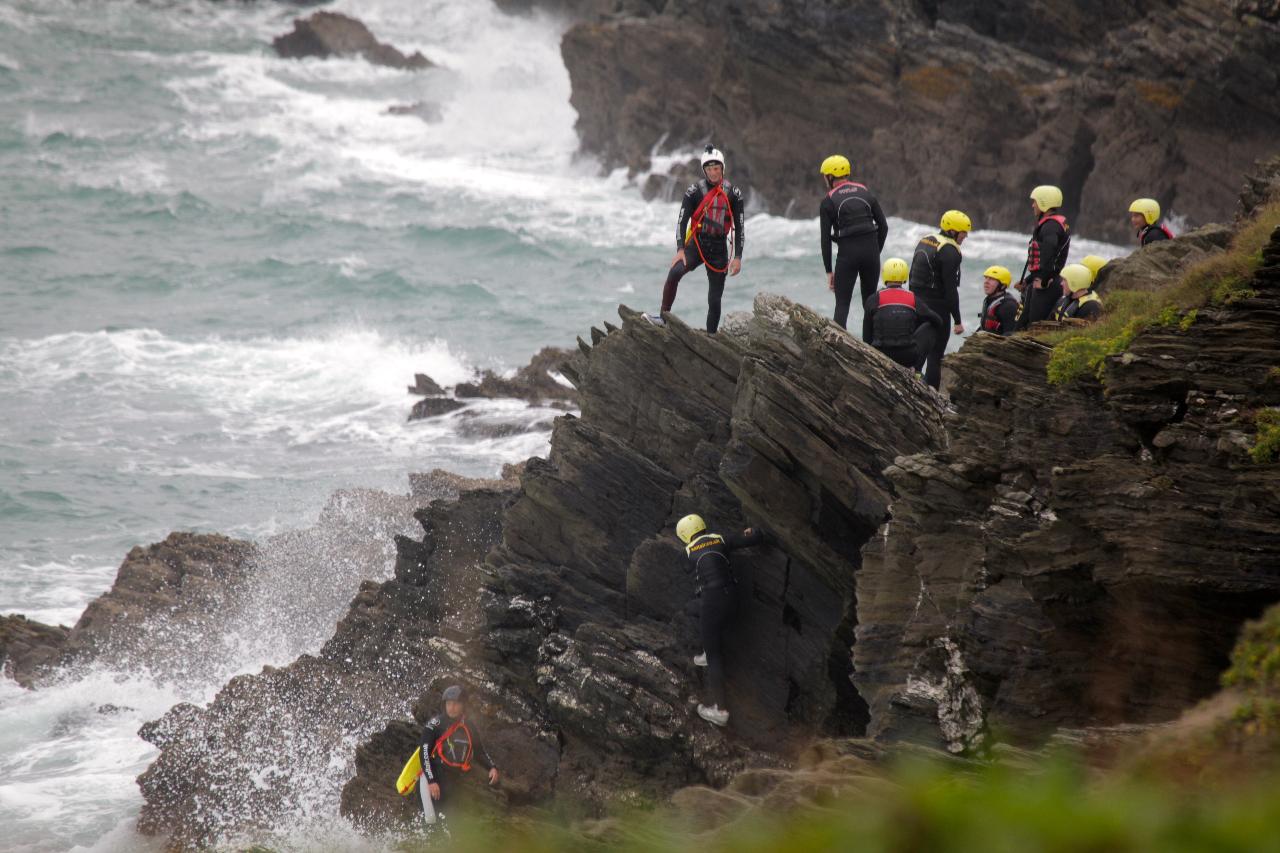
<box><xmin>136</xmin><ymin>480</ymin><xmax>520</xmax><ymax>848</ymax></box>
<box><xmin>272</xmin><ymin>12</ymin><xmax>433</xmax><ymax>69</ymax></box>
<box><xmin>550</xmin><ymin>0</ymin><xmax>1280</xmax><ymax>241</ymax></box>
<box><xmin>454</xmin><ymin>346</ymin><xmax>578</xmax><ymax>405</ymax></box>
<box><xmin>0</xmin><ymin>615</ymin><xmax>68</xmax><ymax>687</ymax></box>
<box><xmin>855</xmin><ymin>226</ymin><xmax>1280</xmax><ymax>752</ymax></box>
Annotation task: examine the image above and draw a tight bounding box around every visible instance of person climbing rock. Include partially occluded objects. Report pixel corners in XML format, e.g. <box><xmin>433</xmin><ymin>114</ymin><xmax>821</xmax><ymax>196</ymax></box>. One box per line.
<box><xmin>862</xmin><ymin>257</ymin><xmax>945</xmax><ymax>373</ymax></box>
<box><xmin>1016</xmin><ymin>185</ymin><xmax>1072</xmax><ymax>329</ymax></box>
<box><xmin>675</xmin><ymin>513</ymin><xmax>763</xmax><ymax>728</ymax></box>
<box><xmin>1079</xmin><ymin>254</ymin><xmax>1108</xmax><ymax>286</ymax></box>
<box><xmin>1052</xmin><ymin>263</ymin><xmax>1102</xmax><ymax>321</ymax></box>
<box><xmin>908</xmin><ymin>210</ymin><xmax>969</xmax><ymax>389</ymax></box>
<box><xmin>419</xmin><ymin>685</ymin><xmax>499</xmax><ymax>819</ymax></box>
<box><xmin>647</xmin><ymin>144</ymin><xmax>745</xmax><ymax>334</ymax></box>
<box><xmin>818</xmin><ymin>154</ymin><xmax>888</xmax><ymax>329</ymax></box>
<box><xmin>978</xmin><ymin>265</ymin><xmax>1018</xmax><ymax>336</ymax></box>
<box><xmin>1129</xmin><ymin>198</ymin><xmax>1174</xmax><ymax>246</ymax></box>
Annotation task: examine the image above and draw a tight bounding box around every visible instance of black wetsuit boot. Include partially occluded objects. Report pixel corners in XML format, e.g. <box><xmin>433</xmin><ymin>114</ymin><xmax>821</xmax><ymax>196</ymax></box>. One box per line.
<box><xmin>832</xmin><ymin>233</ymin><xmax>881</xmax><ymax>329</ymax></box>
<box><xmin>700</xmin><ymin>585</ymin><xmax>734</xmax><ymax>708</ymax></box>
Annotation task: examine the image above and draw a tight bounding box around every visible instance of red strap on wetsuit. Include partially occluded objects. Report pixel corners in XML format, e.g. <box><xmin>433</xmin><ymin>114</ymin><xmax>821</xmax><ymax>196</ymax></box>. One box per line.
<box><xmin>686</xmin><ymin>184</ymin><xmax>735</xmax><ymax>274</ymax></box>
<box><xmin>431</xmin><ymin>719</ymin><xmax>474</xmax><ymax>772</ymax></box>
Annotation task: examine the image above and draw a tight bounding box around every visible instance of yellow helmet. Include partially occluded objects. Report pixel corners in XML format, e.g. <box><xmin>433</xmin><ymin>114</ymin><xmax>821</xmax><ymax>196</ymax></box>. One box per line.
<box><xmin>1030</xmin><ymin>185</ymin><xmax>1064</xmax><ymax>211</ymax></box>
<box><xmin>882</xmin><ymin>257</ymin><xmax>909</xmax><ymax>283</ymax></box>
<box><xmin>1060</xmin><ymin>264</ymin><xmax>1092</xmax><ymax>293</ymax></box>
<box><xmin>676</xmin><ymin>514</ymin><xmax>707</xmax><ymax>544</ymax></box>
<box><xmin>982</xmin><ymin>265</ymin><xmax>1012</xmax><ymax>287</ymax></box>
<box><xmin>820</xmin><ymin>155</ymin><xmax>851</xmax><ymax>177</ymax></box>
<box><xmin>1080</xmin><ymin>255</ymin><xmax>1108</xmax><ymax>282</ymax></box>
<box><xmin>940</xmin><ymin>209</ymin><xmax>972</xmax><ymax>234</ymax></box>
<box><xmin>1128</xmin><ymin>198</ymin><xmax>1160</xmax><ymax>225</ymax></box>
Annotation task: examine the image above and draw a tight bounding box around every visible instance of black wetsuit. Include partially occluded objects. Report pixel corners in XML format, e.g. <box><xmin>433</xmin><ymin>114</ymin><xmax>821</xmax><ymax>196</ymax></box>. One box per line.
<box><xmin>420</xmin><ymin>712</ymin><xmax>497</xmax><ymax>814</ymax></box>
<box><xmin>862</xmin><ymin>286</ymin><xmax>945</xmax><ymax>371</ymax></box>
<box><xmin>662</xmin><ymin>179</ymin><xmax>746</xmax><ymax>333</ymax></box>
<box><xmin>1018</xmin><ymin>213</ymin><xmax>1071</xmax><ymax>329</ymax></box>
<box><xmin>1138</xmin><ymin>223</ymin><xmax>1173</xmax><ymax>246</ymax></box>
<box><xmin>820</xmin><ymin>180</ymin><xmax>888</xmax><ymax>329</ymax></box>
<box><xmin>979</xmin><ymin>290</ymin><xmax>1018</xmax><ymax>336</ymax></box>
<box><xmin>908</xmin><ymin>234</ymin><xmax>963</xmax><ymax>390</ymax></box>
<box><xmin>1053</xmin><ymin>293</ymin><xmax>1103</xmax><ymax>321</ymax></box>
<box><xmin>684</xmin><ymin>528</ymin><xmax>764</xmax><ymax>708</ymax></box>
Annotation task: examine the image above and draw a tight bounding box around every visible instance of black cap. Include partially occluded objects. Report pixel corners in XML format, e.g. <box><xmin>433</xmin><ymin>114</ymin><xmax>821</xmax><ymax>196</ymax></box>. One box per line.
<box><xmin>442</xmin><ymin>684</ymin><xmax>465</xmax><ymax>703</ymax></box>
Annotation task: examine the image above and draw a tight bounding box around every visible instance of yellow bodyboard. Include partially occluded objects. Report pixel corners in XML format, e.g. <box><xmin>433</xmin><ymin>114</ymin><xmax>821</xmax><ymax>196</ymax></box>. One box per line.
<box><xmin>395</xmin><ymin>747</ymin><xmax>423</xmax><ymax>795</ymax></box>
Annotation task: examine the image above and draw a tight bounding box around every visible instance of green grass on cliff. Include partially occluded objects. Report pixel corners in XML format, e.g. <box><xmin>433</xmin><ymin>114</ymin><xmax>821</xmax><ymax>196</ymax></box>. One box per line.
<box><xmin>1250</xmin><ymin>409</ymin><xmax>1280</xmax><ymax>464</ymax></box>
<box><xmin>1040</xmin><ymin>200</ymin><xmax>1280</xmax><ymax>385</ymax></box>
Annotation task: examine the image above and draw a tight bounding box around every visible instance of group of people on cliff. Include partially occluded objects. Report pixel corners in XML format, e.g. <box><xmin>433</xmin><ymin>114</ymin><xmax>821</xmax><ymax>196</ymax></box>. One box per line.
<box><xmin>645</xmin><ymin>144</ymin><xmax>1175</xmax><ymax>389</ymax></box>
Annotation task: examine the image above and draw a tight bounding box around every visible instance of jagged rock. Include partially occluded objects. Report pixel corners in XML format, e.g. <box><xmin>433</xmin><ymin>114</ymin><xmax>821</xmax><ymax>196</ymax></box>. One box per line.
<box><xmin>452</xmin><ymin>347</ymin><xmax>578</xmax><ymax>405</ymax></box>
<box><xmin>0</xmin><ymin>615</ymin><xmax>68</xmax><ymax>688</ymax></box>
<box><xmin>1093</xmin><ymin>222</ymin><xmax>1234</xmax><ymax>294</ymax></box>
<box><xmin>272</xmin><ymin>12</ymin><xmax>433</xmax><ymax>70</ymax></box>
<box><xmin>855</xmin><ymin>226</ymin><xmax>1280</xmax><ymax>753</ymax></box>
<box><xmin>408</xmin><ymin>467</ymin><xmax>522</xmax><ymax>502</ymax></box>
<box><xmin>408</xmin><ymin>396</ymin><xmax>465</xmax><ymax>421</ymax></box>
<box><xmin>408</xmin><ymin>373</ymin><xmax>446</xmax><ymax>396</ymax></box>
<box><xmin>136</xmin><ymin>487</ymin><xmax>518</xmax><ymax>848</ymax></box>
<box><xmin>550</xmin><ymin>0</ymin><xmax>1280</xmax><ymax>241</ymax></box>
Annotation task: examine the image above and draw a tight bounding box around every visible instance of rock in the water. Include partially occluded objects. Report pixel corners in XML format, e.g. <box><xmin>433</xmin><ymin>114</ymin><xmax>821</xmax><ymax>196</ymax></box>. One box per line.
<box><xmin>0</xmin><ymin>615</ymin><xmax>69</xmax><ymax>688</ymax></box>
<box><xmin>408</xmin><ymin>372</ymin><xmax>445</xmax><ymax>396</ymax></box>
<box><xmin>408</xmin><ymin>396</ymin><xmax>465</xmax><ymax>421</ymax></box>
<box><xmin>453</xmin><ymin>346</ymin><xmax>578</xmax><ymax>405</ymax></box>
<box><xmin>552</xmin><ymin>1</ymin><xmax>1280</xmax><ymax>242</ymax></box>
<box><xmin>272</xmin><ymin>12</ymin><xmax>433</xmax><ymax>70</ymax></box>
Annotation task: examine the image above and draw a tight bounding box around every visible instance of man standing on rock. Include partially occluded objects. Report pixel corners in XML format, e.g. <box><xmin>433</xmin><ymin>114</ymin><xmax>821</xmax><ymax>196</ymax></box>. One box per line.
<box><xmin>1016</xmin><ymin>185</ymin><xmax>1072</xmax><ymax>329</ymax></box>
<box><xmin>908</xmin><ymin>210</ymin><xmax>970</xmax><ymax>390</ymax></box>
<box><xmin>819</xmin><ymin>154</ymin><xmax>889</xmax><ymax>329</ymax></box>
<box><xmin>675</xmin><ymin>514</ymin><xmax>763</xmax><ymax>727</ymax></box>
<box><xmin>420</xmin><ymin>685</ymin><xmax>499</xmax><ymax>820</ymax></box>
<box><xmin>646</xmin><ymin>144</ymin><xmax>745</xmax><ymax>334</ymax></box>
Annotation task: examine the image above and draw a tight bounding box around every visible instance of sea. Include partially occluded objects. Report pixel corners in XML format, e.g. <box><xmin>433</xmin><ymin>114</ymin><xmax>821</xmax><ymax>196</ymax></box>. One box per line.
<box><xmin>0</xmin><ymin>0</ymin><xmax>1125</xmax><ymax>849</ymax></box>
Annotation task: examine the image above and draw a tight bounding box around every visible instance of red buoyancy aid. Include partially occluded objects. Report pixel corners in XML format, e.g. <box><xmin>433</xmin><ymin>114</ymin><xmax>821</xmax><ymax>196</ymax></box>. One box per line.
<box><xmin>431</xmin><ymin>719</ymin><xmax>474</xmax><ymax>772</ymax></box>
<box><xmin>983</xmin><ymin>293</ymin><xmax>1009</xmax><ymax>331</ymax></box>
<box><xmin>878</xmin><ymin>287</ymin><xmax>917</xmax><ymax>310</ymax></box>
<box><xmin>1028</xmin><ymin>213</ymin><xmax>1070</xmax><ymax>274</ymax></box>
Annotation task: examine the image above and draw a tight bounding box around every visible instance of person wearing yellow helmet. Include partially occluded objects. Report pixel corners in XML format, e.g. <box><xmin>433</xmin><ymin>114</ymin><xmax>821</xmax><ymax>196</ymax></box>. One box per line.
<box><xmin>1128</xmin><ymin>198</ymin><xmax>1174</xmax><ymax>246</ymax></box>
<box><xmin>675</xmin><ymin>513</ymin><xmax>764</xmax><ymax>728</ymax></box>
<box><xmin>647</xmin><ymin>144</ymin><xmax>746</xmax><ymax>333</ymax></box>
<box><xmin>819</xmin><ymin>154</ymin><xmax>888</xmax><ymax>330</ymax></box>
<box><xmin>1079</xmin><ymin>255</ymin><xmax>1108</xmax><ymax>285</ymax></box>
<box><xmin>1016</xmin><ymin>185</ymin><xmax>1072</xmax><ymax>330</ymax></box>
<box><xmin>1052</xmin><ymin>263</ymin><xmax>1103</xmax><ymax>321</ymax></box>
<box><xmin>908</xmin><ymin>210</ymin><xmax>970</xmax><ymax>389</ymax></box>
<box><xmin>862</xmin><ymin>257</ymin><xmax>946</xmax><ymax>376</ymax></box>
<box><xmin>979</xmin><ymin>265</ymin><xmax>1017</xmax><ymax>336</ymax></box>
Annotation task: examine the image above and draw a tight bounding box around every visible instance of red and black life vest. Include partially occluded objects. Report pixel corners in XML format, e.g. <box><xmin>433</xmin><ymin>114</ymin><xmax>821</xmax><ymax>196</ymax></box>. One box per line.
<box><xmin>871</xmin><ymin>286</ymin><xmax>921</xmax><ymax>348</ymax></box>
<box><xmin>431</xmin><ymin>719</ymin><xmax>475</xmax><ymax>772</ymax></box>
<box><xmin>983</xmin><ymin>293</ymin><xmax>1010</xmax><ymax>332</ymax></box>
<box><xmin>1139</xmin><ymin>222</ymin><xmax>1174</xmax><ymax>245</ymax></box>
<box><xmin>1027</xmin><ymin>213</ymin><xmax>1070</xmax><ymax>276</ymax></box>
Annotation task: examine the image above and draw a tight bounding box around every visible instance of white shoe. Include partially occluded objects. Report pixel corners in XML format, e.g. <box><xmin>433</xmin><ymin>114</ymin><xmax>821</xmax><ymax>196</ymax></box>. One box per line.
<box><xmin>643</xmin><ymin>312</ymin><xmax>666</xmax><ymax>326</ymax></box>
<box><xmin>693</xmin><ymin>652</ymin><xmax>707</xmax><ymax>667</ymax></box>
<box><xmin>697</xmin><ymin>704</ymin><xmax>729</xmax><ymax>727</ymax></box>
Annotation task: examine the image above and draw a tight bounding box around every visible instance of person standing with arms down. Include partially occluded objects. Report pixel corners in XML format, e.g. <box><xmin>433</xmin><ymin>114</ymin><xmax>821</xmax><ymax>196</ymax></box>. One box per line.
<box><xmin>675</xmin><ymin>513</ymin><xmax>763</xmax><ymax>728</ymax></box>
<box><xmin>419</xmin><ymin>685</ymin><xmax>500</xmax><ymax>821</ymax></box>
<box><xmin>862</xmin><ymin>257</ymin><xmax>945</xmax><ymax>374</ymax></box>
<box><xmin>646</xmin><ymin>144</ymin><xmax>745</xmax><ymax>334</ymax></box>
<box><xmin>1016</xmin><ymin>185</ymin><xmax>1072</xmax><ymax>329</ymax></box>
<box><xmin>818</xmin><ymin>154</ymin><xmax>888</xmax><ymax>329</ymax></box>
<box><xmin>908</xmin><ymin>210</ymin><xmax>970</xmax><ymax>390</ymax></box>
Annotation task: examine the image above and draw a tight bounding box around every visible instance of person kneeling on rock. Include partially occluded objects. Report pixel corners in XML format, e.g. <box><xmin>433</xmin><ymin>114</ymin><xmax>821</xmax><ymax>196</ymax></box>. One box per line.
<box><xmin>675</xmin><ymin>514</ymin><xmax>764</xmax><ymax>728</ymax></box>
<box><xmin>420</xmin><ymin>685</ymin><xmax>499</xmax><ymax>819</ymax></box>
<box><xmin>863</xmin><ymin>257</ymin><xmax>946</xmax><ymax>377</ymax></box>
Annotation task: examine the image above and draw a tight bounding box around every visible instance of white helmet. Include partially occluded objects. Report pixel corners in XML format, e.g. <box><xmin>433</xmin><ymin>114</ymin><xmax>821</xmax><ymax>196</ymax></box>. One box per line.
<box><xmin>700</xmin><ymin>144</ymin><xmax>725</xmax><ymax>174</ymax></box>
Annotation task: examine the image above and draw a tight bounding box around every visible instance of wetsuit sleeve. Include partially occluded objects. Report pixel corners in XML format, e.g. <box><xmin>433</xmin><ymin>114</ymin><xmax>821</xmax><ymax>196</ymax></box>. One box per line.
<box><xmin>820</xmin><ymin>198</ymin><xmax>835</xmax><ymax>273</ymax></box>
<box><xmin>1036</xmin><ymin>222</ymin><xmax>1062</xmax><ymax>281</ymax></box>
<box><xmin>939</xmin><ymin>245</ymin><xmax>963</xmax><ymax>324</ymax></box>
<box><xmin>724</xmin><ymin>528</ymin><xmax>764</xmax><ymax>551</ymax></box>
<box><xmin>676</xmin><ymin>186</ymin><xmax>697</xmax><ymax>251</ymax></box>
<box><xmin>471</xmin><ymin>725</ymin><xmax>497</xmax><ymax>772</ymax></box>
<box><xmin>917</xmin><ymin>298</ymin><xmax>946</xmax><ymax>337</ymax></box>
<box><xmin>731</xmin><ymin>185</ymin><xmax>745</xmax><ymax>259</ymax></box>
<box><xmin>420</xmin><ymin>719</ymin><xmax>441</xmax><ymax>782</ymax></box>
<box><xmin>872</xmin><ymin>196</ymin><xmax>888</xmax><ymax>250</ymax></box>
<box><xmin>862</xmin><ymin>293</ymin><xmax>877</xmax><ymax>343</ymax></box>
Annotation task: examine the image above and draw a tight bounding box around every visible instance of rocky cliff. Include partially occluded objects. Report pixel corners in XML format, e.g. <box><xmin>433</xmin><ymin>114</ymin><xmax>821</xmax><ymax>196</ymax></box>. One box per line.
<box><xmin>513</xmin><ymin>0</ymin><xmax>1280</xmax><ymax>242</ymax></box>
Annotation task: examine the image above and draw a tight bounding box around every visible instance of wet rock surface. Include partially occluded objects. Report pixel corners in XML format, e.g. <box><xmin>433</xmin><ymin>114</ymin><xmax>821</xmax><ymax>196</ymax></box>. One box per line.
<box><xmin>856</xmin><ymin>224</ymin><xmax>1280</xmax><ymax>752</ymax></box>
<box><xmin>0</xmin><ymin>615</ymin><xmax>69</xmax><ymax>688</ymax></box>
<box><xmin>272</xmin><ymin>11</ymin><xmax>433</xmax><ymax>69</ymax></box>
<box><xmin>544</xmin><ymin>0</ymin><xmax>1280</xmax><ymax>242</ymax></box>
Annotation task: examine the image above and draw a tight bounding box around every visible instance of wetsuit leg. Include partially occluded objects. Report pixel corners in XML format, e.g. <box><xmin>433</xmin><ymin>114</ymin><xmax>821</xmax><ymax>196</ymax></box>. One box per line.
<box><xmin>833</xmin><ymin>235</ymin><xmax>881</xmax><ymax>329</ymax></box>
<box><xmin>912</xmin><ymin>325</ymin><xmax>936</xmax><ymax>373</ymax></box>
<box><xmin>920</xmin><ymin>299</ymin><xmax>950</xmax><ymax>390</ymax></box>
<box><xmin>700</xmin><ymin>585</ymin><xmax>735</xmax><ymax>708</ymax></box>
<box><xmin>1027</xmin><ymin>281</ymin><xmax>1058</xmax><ymax>325</ymax></box>
<box><xmin>661</xmin><ymin>246</ymin><xmax>703</xmax><ymax>313</ymax></box>
<box><xmin>705</xmin><ymin>270</ymin><xmax>727</xmax><ymax>333</ymax></box>
<box><xmin>876</xmin><ymin>343</ymin><xmax>918</xmax><ymax>370</ymax></box>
